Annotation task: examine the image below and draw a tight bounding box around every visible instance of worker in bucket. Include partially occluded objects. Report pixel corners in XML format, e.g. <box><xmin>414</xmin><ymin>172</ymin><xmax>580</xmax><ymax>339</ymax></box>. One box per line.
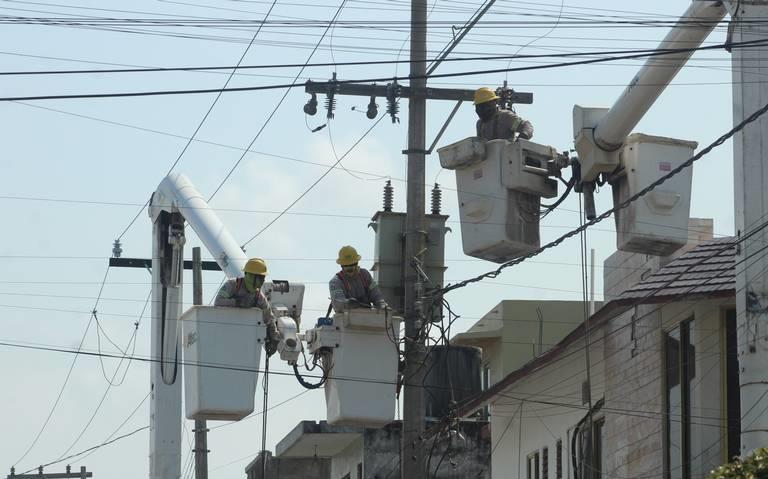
<box><xmin>474</xmin><ymin>86</ymin><xmax>534</xmax><ymax>141</ymax></box>
<box><xmin>329</xmin><ymin>245</ymin><xmax>388</xmax><ymax>313</ymax></box>
<box><xmin>215</xmin><ymin>257</ymin><xmax>280</xmax><ymax>356</ymax></box>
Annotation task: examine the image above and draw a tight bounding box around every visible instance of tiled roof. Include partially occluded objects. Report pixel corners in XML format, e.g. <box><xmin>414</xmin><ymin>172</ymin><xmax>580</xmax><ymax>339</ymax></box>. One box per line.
<box><xmin>614</xmin><ymin>236</ymin><xmax>736</xmax><ymax>303</ymax></box>
<box><xmin>455</xmin><ymin>237</ymin><xmax>736</xmax><ymax>419</ymax></box>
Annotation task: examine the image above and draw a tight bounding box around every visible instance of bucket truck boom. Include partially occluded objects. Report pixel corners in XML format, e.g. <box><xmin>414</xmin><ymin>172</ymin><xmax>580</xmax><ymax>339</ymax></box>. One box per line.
<box><xmin>147</xmin><ymin>172</ymin><xmax>303</xmax><ymax>479</ymax></box>
<box><xmin>573</xmin><ymin>0</ymin><xmax>727</xmax><ymax>181</ymax></box>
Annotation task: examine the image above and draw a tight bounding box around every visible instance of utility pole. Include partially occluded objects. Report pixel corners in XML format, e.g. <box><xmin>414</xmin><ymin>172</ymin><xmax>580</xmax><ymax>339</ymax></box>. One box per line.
<box><xmin>192</xmin><ymin>248</ymin><xmax>209</xmax><ymax>479</ymax></box>
<box><xmin>7</xmin><ymin>466</ymin><xmax>92</xmax><ymax>478</ymax></box>
<box><xmin>401</xmin><ymin>0</ymin><xmax>428</xmax><ymax>476</ymax></box>
<box><xmin>302</xmin><ymin>4</ymin><xmax>530</xmax><ymax>477</ymax></box>
<box><xmin>729</xmin><ymin>0</ymin><xmax>768</xmax><ymax>456</ymax></box>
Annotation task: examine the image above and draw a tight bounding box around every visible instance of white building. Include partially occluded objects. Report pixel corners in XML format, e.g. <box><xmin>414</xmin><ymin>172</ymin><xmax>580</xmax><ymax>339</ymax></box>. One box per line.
<box><xmin>454</xmin><ymin>222</ymin><xmax>739</xmax><ymax>478</ymax></box>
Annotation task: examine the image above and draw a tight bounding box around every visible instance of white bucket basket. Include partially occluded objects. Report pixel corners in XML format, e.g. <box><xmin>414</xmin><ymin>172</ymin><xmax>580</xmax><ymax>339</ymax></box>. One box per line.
<box><xmin>614</xmin><ymin>133</ymin><xmax>697</xmax><ymax>255</ymax></box>
<box><xmin>438</xmin><ymin>137</ymin><xmax>558</xmax><ymax>263</ymax></box>
<box><xmin>308</xmin><ymin>310</ymin><xmax>401</xmax><ymax>427</ymax></box>
<box><xmin>181</xmin><ymin>306</ymin><xmax>266</xmax><ymax>421</ymax></box>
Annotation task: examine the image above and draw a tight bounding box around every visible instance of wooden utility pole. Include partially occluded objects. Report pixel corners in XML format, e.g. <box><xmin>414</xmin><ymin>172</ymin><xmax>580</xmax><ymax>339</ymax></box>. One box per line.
<box><xmin>192</xmin><ymin>248</ymin><xmax>209</xmax><ymax>479</ymax></box>
<box><xmin>303</xmin><ymin>4</ymin><xmax>530</xmax><ymax>476</ymax></box>
<box><xmin>400</xmin><ymin>0</ymin><xmax>428</xmax><ymax>477</ymax></box>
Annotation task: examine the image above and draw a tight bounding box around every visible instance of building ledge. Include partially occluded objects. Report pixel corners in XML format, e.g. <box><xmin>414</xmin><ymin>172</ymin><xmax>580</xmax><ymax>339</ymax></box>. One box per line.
<box><xmin>275</xmin><ymin>421</ymin><xmax>363</xmax><ymax>458</ymax></box>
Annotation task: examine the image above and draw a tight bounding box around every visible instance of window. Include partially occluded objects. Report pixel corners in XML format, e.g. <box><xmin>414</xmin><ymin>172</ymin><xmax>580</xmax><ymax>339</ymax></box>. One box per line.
<box><xmin>666</xmin><ymin>320</ymin><xmax>693</xmax><ymax>479</ymax></box>
<box><xmin>542</xmin><ymin>447</ymin><xmax>549</xmax><ymax>479</ymax></box>
<box><xmin>578</xmin><ymin>418</ymin><xmax>604</xmax><ymax>479</ymax></box>
<box><xmin>480</xmin><ymin>365</ymin><xmax>492</xmax><ymax>420</ymax></box>
<box><xmin>556</xmin><ymin>439</ymin><xmax>563</xmax><ymax>479</ymax></box>
<box><xmin>527</xmin><ymin>452</ymin><xmax>540</xmax><ymax>479</ymax></box>
<box><xmin>594</xmin><ymin>419</ymin><xmax>604</xmax><ymax>477</ymax></box>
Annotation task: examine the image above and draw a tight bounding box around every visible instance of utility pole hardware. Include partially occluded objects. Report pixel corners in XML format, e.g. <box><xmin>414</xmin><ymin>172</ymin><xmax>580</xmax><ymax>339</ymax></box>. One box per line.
<box><xmin>7</xmin><ymin>466</ymin><xmax>92</xmax><ymax>479</ymax></box>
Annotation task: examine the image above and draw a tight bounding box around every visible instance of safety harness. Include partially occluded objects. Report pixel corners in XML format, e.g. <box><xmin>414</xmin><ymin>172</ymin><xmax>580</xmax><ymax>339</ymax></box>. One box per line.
<box><xmin>335</xmin><ymin>270</ymin><xmax>370</xmax><ymax>298</ymax></box>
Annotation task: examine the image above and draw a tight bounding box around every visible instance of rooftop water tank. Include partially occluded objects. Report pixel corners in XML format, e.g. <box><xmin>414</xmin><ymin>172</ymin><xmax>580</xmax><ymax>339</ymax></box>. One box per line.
<box><xmin>181</xmin><ymin>306</ymin><xmax>266</xmax><ymax>421</ymax></box>
<box><xmin>424</xmin><ymin>345</ymin><xmax>482</xmax><ymax>420</ymax></box>
<box><xmin>437</xmin><ymin>137</ymin><xmax>558</xmax><ymax>263</ymax></box>
<box><xmin>613</xmin><ymin>133</ymin><xmax>697</xmax><ymax>255</ymax></box>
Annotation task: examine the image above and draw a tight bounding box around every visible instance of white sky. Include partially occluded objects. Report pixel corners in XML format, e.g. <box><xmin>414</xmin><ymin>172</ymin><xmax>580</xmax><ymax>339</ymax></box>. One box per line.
<box><xmin>0</xmin><ymin>0</ymin><xmax>737</xmax><ymax>477</ymax></box>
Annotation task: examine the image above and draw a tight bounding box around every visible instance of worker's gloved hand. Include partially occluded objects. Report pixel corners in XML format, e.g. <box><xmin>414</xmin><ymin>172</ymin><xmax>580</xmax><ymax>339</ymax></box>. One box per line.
<box><xmin>375</xmin><ymin>300</ymin><xmax>388</xmax><ymax>311</ymax></box>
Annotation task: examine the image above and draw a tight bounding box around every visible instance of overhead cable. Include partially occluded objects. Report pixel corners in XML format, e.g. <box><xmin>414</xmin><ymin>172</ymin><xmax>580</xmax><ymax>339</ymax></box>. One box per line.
<box><xmin>1</xmin><ymin>38</ymin><xmax>766</xmax><ymax>103</ymax></box>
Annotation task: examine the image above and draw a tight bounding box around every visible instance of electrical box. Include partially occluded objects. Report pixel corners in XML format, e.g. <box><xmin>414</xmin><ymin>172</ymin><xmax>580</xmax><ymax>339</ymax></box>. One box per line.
<box><xmin>437</xmin><ymin>137</ymin><xmax>558</xmax><ymax>263</ymax></box>
<box><xmin>181</xmin><ymin>306</ymin><xmax>266</xmax><ymax>421</ymax></box>
<box><xmin>370</xmin><ymin>211</ymin><xmax>449</xmax><ymax>315</ymax></box>
<box><xmin>613</xmin><ymin>133</ymin><xmax>697</xmax><ymax>255</ymax></box>
<box><xmin>309</xmin><ymin>310</ymin><xmax>401</xmax><ymax>427</ymax></box>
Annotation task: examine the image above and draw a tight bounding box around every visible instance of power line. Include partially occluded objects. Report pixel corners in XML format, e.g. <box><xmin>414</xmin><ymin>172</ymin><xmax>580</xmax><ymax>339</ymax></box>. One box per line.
<box><xmin>242</xmin><ymin>111</ymin><xmax>386</xmax><ymax>246</ymax></box>
<box><xmin>1</xmin><ymin>45</ymin><xmax>733</xmax><ymax>77</ymax></box>
<box><xmin>206</xmin><ymin>0</ymin><xmax>352</xmax><ymax>202</ymax></box>
<box><xmin>113</xmin><ymin>0</ymin><xmax>280</xmax><ymax>242</ymax></box>
<box><xmin>11</xmin><ymin>267</ymin><xmax>110</xmax><ymax>469</ymax></box>
<box><xmin>18</xmin><ymin>425</ymin><xmax>149</xmax><ymax>475</ymax></box>
<box><xmin>0</xmin><ymin>38</ymin><xmax>764</xmax><ymax>103</ymax></box>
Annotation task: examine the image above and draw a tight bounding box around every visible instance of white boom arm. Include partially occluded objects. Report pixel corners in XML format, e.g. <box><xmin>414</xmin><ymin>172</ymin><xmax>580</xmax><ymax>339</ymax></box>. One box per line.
<box><xmin>147</xmin><ymin>172</ymin><xmax>251</xmax><ymax>479</ymax></box>
<box><xmin>150</xmin><ymin>172</ymin><xmax>303</xmax><ymax>479</ymax></box>
<box><xmin>151</xmin><ymin>173</ymin><xmax>248</xmax><ymax>277</ymax></box>
<box><xmin>574</xmin><ymin>0</ymin><xmax>727</xmax><ymax>181</ymax></box>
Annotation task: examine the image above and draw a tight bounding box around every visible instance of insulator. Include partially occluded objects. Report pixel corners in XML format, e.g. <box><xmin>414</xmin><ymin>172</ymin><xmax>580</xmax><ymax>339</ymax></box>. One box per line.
<box><xmin>325</xmin><ymin>95</ymin><xmax>336</xmax><ymax>119</ymax></box>
<box><xmin>431</xmin><ymin>183</ymin><xmax>442</xmax><ymax>215</ymax></box>
<box><xmin>386</xmin><ymin>80</ymin><xmax>400</xmax><ymax>123</ymax></box>
<box><xmin>386</xmin><ymin>97</ymin><xmax>399</xmax><ymax>123</ymax></box>
<box><xmin>383</xmin><ymin>180</ymin><xmax>394</xmax><ymax>212</ymax></box>
<box><xmin>112</xmin><ymin>239</ymin><xmax>123</xmax><ymax>258</ymax></box>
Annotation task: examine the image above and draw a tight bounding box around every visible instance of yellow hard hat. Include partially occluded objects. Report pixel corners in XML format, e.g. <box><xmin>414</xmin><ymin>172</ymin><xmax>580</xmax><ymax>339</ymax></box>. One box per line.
<box><xmin>473</xmin><ymin>87</ymin><xmax>499</xmax><ymax>105</ymax></box>
<box><xmin>336</xmin><ymin>245</ymin><xmax>361</xmax><ymax>266</ymax></box>
<box><xmin>243</xmin><ymin>257</ymin><xmax>268</xmax><ymax>276</ymax></box>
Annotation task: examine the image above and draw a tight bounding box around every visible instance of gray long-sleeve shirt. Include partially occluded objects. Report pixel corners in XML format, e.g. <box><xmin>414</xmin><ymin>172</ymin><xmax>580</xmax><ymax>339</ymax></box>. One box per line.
<box><xmin>214</xmin><ymin>278</ymin><xmax>274</xmax><ymax>325</ymax></box>
<box><xmin>329</xmin><ymin>268</ymin><xmax>386</xmax><ymax>313</ymax></box>
<box><xmin>476</xmin><ymin>109</ymin><xmax>533</xmax><ymax>141</ymax></box>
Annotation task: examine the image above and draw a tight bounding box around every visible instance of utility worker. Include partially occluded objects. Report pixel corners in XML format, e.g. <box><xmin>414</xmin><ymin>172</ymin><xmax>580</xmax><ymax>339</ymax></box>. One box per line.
<box><xmin>474</xmin><ymin>87</ymin><xmax>534</xmax><ymax>141</ymax></box>
<box><xmin>215</xmin><ymin>257</ymin><xmax>280</xmax><ymax>356</ymax></box>
<box><xmin>329</xmin><ymin>245</ymin><xmax>388</xmax><ymax>313</ymax></box>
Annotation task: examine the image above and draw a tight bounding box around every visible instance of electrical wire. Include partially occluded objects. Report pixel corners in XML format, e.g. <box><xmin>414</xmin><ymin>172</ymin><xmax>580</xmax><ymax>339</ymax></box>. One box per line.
<box><xmin>11</xmin><ymin>266</ymin><xmax>110</xmax><ymax>469</ymax></box>
<box><xmin>206</xmin><ymin>0</ymin><xmax>351</xmax><ymax>203</ymax></box>
<box><xmin>112</xmin><ymin>0</ymin><xmax>280</xmax><ymax>242</ymax></box>
<box><xmin>241</xmin><ymin>112</ymin><xmax>386</xmax><ymax>246</ymax></box>
<box><xmin>17</xmin><ymin>425</ymin><xmax>150</xmax><ymax>475</ymax></box>
<box><xmin>504</xmin><ymin>0</ymin><xmax>565</xmax><ymax>82</ymax></box>
<box><xmin>2</xmin><ymin>38</ymin><xmax>766</xmax><ymax>103</ymax></box>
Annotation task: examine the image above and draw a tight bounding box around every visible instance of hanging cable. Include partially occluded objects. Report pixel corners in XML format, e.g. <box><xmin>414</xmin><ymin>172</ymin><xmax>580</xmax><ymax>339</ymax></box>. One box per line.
<box><xmin>261</xmin><ymin>356</ymin><xmax>270</xmax><ymax>478</ymax></box>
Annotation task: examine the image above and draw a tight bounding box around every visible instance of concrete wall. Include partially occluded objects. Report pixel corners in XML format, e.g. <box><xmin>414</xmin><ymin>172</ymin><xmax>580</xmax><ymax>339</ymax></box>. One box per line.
<box><xmin>602</xmin><ymin>304</ymin><xmax>665</xmax><ymax>478</ymax></box>
<box><xmin>363</xmin><ymin>421</ymin><xmax>491</xmax><ymax>479</ymax></box>
<box><xmin>330</xmin><ymin>436</ymin><xmax>363</xmax><ymax>479</ymax></box>
<box><xmin>601</xmin><ymin>298</ymin><xmax>733</xmax><ymax>478</ymax></box>
<box><xmin>245</xmin><ymin>451</ymin><xmax>331</xmax><ymax>479</ymax></box>
<box><xmin>489</xmin><ymin>328</ymin><xmax>606</xmax><ymax>478</ymax></box>
<box><xmin>498</xmin><ymin>300</ymin><xmax>596</xmax><ymax>379</ymax></box>
<box><xmin>363</xmin><ymin>422</ymin><xmax>400</xmax><ymax>478</ymax></box>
